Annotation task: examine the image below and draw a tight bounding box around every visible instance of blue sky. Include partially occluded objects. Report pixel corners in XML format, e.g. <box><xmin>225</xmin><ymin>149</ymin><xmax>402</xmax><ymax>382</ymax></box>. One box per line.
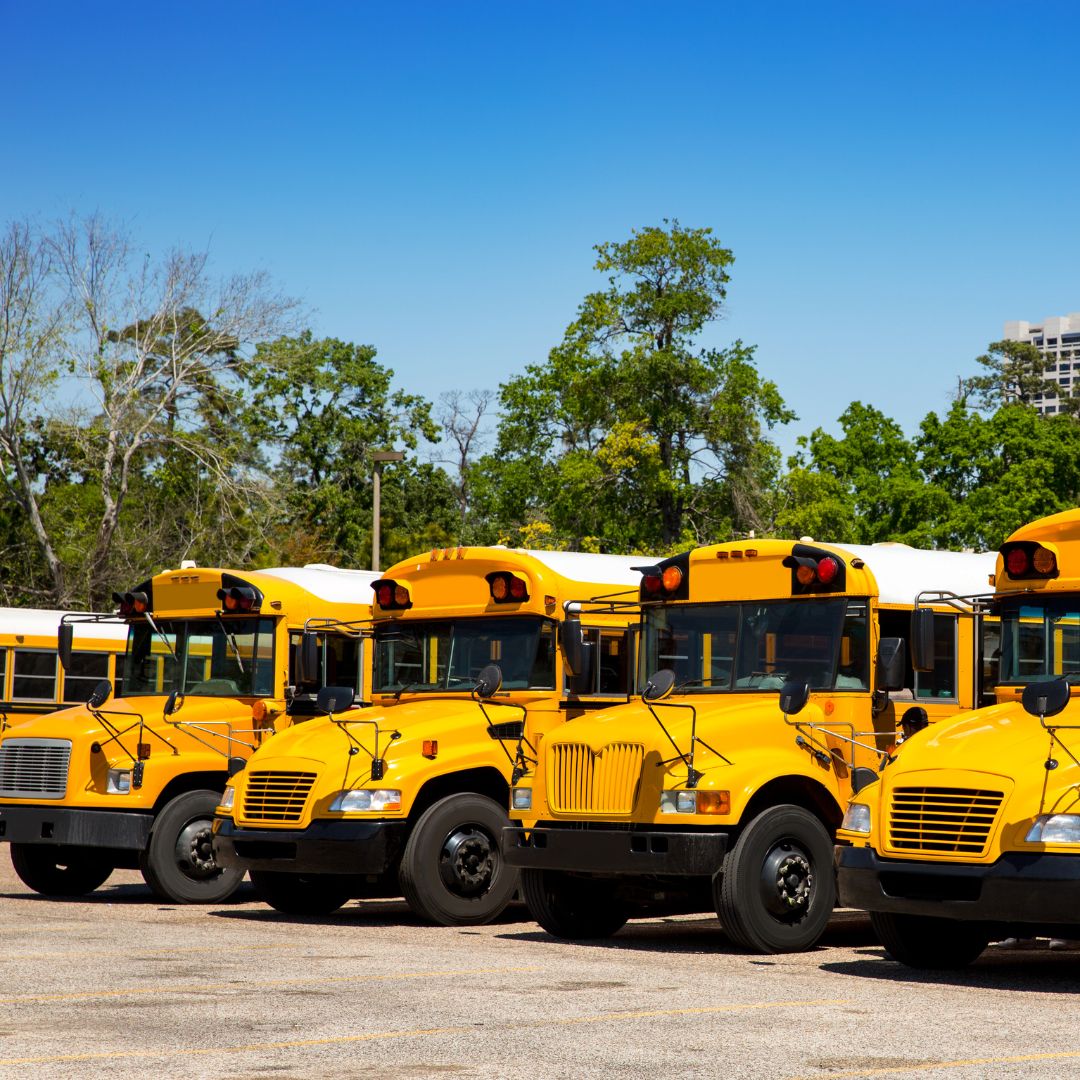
<box><xmin>4</xmin><ymin>1</ymin><xmax>1078</xmax><ymax>457</ymax></box>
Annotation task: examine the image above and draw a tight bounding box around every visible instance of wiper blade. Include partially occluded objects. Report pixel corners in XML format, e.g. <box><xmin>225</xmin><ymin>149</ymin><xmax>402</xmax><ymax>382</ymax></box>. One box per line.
<box><xmin>214</xmin><ymin>614</ymin><xmax>246</xmax><ymax>674</ymax></box>
<box><xmin>143</xmin><ymin>612</ymin><xmax>177</xmax><ymax>662</ymax></box>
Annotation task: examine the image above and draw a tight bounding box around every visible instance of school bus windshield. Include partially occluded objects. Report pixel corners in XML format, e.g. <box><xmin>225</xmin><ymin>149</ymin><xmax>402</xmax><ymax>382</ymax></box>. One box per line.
<box><xmin>643</xmin><ymin>598</ymin><xmax>869</xmax><ymax>692</ymax></box>
<box><xmin>120</xmin><ymin>616</ymin><xmax>276</xmax><ymax>697</ymax></box>
<box><xmin>373</xmin><ymin>617</ymin><xmax>556</xmax><ymax>693</ymax></box>
<box><xmin>998</xmin><ymin>597</ymin><xmax>1080</xmax><ymax>683</ymax></box>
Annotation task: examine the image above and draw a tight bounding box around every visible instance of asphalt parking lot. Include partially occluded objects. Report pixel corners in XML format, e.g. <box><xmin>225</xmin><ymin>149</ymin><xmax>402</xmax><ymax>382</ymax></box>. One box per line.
<box><xmin>0</xmin><ymin>860</ymin><xmax>1078</xmax><ymax>1080</ymax></box>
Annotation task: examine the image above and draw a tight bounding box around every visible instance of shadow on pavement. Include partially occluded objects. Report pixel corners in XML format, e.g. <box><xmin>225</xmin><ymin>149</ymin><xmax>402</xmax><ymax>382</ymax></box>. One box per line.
<box><xmin>821</xmin><ymin>949</ymin><xmax>1080</xmax><ymax>994</ymax></box>
<box><xmin>1</xmin><ymin>880</ymin><xmax>259</xmax><ymax>905</ymax></box>
<box><xmin>208</xmin><ymin>897</ymin><xmax>534</xmax><ymax>928</ymax></box>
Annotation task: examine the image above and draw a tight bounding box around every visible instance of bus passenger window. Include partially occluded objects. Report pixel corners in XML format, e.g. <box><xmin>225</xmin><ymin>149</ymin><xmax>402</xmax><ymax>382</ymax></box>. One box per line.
<box><xmin>63</xmin><ymin>651</ymin><xmax>111</xmax><ymax>703</ymax></box>
<box><xmin>597</xmin><ymin>631</ymin><xmax>630</xmax><ymax>694</ymax></box>
<box><xmin>12</xmin><ymin>650</ymin><xmax>57</xmax><ymax>701</ymax></box>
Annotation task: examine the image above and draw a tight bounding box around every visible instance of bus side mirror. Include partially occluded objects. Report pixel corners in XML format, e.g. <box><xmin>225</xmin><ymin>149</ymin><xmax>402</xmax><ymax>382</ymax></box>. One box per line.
<box><xmin>877</xmin><ymin>637</ymin><xmax>906</xmax><ymax>692</ymax></box>
<box><xmin>559</xmin><ymin>620</ymin><xmax>595</xmax><ymax>694</ymax></box>
<box><xmin>475</xmin><ymin>664</ymin><xmax>502</xmax><ymax>700</ymax></box>
<box><xmin>87</xmin><ymin>679</ymin><xmax>112</xmax><ymax>709</ymax></box>
<box><xmin>297</xmin><ymin>632</ymin><xmax>321</xmax><ymax>689</ymax></box>
<box><xmin>909</xmin><ymin>609</ymin><xmax>935</xmax><ymax>672</ymax></box>
<box><xmin>642</xmin><ymin>668</ymin><xmax>676</xmax><ymax>703</ymax></box>
<box><xmin>316</xmin><ymin>685</ymin><xmax>355</xmax><ymax>715</ymax></box>
<box><xmin>58</xmin><ymin>623</ymin><xmax>74</xmax><ymax>672</ymax></box>
<box><xmin>1021</xmin><ymin>677</ymin><xmax>1070</xmax><ymax>720</ymax></box>
<box><xmin>163</xmin><ymin>689</ymin><xmax>183</xmax><ymax>716</ymax></box>
<box><xmin>779</xmin><ymin>679</ymin><xmax>810</xmax><ymax>716</ymax></box>
<box><xmin>900</xmin><ymin>706</ymin><xmax>929</xmax><ymax>739</ymax></box>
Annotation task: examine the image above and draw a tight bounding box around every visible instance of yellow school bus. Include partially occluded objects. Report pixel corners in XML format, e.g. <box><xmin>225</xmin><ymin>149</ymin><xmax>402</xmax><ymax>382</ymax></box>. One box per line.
<box><xmin>505</xmin><ymin>539</ymin><xmax>996</xmax><ymax>953</ymax></box>
<box><xmin>836</xmin><ymin>508</ymin><xmax>1080</xmax><ymax>968</ymax></box>
<box><xmin>0</xmin><ymin>564</ymin><xmax>377</xmax><ymax>903</ymax></box>
<box><xmin>0</xmin><ymin>608</ymin><xmax>128</xmax><ymax>729</ymax></box>
<box><xmin>212</xmin><ymin>547</ymin><xmax>645</xmax><ymax>925</ymax></box>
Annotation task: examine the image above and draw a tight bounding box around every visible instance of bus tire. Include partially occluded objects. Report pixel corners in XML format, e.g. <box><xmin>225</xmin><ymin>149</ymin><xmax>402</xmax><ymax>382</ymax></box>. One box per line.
<box><xmin>521</xmin><ymin>868</ymin><xmax>628</xmax><ymax>939</ymax></box>
<box><xmin>10</xmin><ymin>844</ymin><xmax>113</xmax><ymax>896</ymax></box>
<box><xmin>249</xmin><ymin>870</ymin><xmax>353</xmax><ymax>915</ymax></box>
<box><xmin>870</xmin><ymin>911</ymin><xmax>989</xmax><ymax>969</ymax></box>
<box><xmin>141</xmin><ymin>789</ymin><xmax>244</xmax><ymax>904</ymax></box>
<box><xmin>714</xmin><ymin>804</ymin><xmax>835</xmax><ymax>953</ymax></box>
<box><xmin>399</xmin><ymin>793</ymin><xmax>517</xmax><ymax>926</ymax></box>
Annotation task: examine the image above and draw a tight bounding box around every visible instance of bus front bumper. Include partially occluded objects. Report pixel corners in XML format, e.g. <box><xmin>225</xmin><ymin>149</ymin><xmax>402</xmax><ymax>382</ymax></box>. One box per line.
<box><xmin>213</xmin><ymin>816</ymin><xmax>410</xmax><ymax>875</ymax></box>
<box><xmin>836</xmin><ymin>844</ymin><xmax>1080</xmax><ymax>924</ymax></box>
<box><xmin>503</xmin><ymin>824</ymin><xmax>728</xmax><ymax>876</ymax></box>
<box><xmin>0</xmin><ymin>805</ymin><xmax>153</xmax><ymax>850</ymax></box>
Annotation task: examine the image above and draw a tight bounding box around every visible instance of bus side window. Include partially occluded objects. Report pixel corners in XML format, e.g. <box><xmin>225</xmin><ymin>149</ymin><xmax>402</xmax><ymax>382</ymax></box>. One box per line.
<box><xmin>980</xmin><ymin>619</ymin><xmax>1000</xmax><ymax>705</ymax></box>
<box><xmin>0</xmin><ymin>648</ymin><xmax>7</xmax><ymax>700</ymax></box>
<box><xmin>914</xmin><ymin>614</ymin><xmax>957</xmax><ymax>700</ymax></box>
<box><xmin>12</xmin><ymin>650</ymin><xmax>58</xmax><ymax>702</ymax></box>
<box><xmin>63</xmin><ymin>650</ymin><xmax>111</xmax><ymax>703</ymax></box>
<box><xmin>597</xmin><ymin>630</ymin><xmax>630</xmax><ymax>694</ymax></box>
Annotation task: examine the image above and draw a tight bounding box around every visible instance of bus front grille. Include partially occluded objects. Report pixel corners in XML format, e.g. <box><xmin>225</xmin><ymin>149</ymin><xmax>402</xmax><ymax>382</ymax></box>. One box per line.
<box><xmin>242</xmin><ymin>771</ymin><xmax>317</xmax><ymax>823</ymax></box>
<box><xmin>548</xmin><ymin>742</ymin><xmax>643</xmax><ymax>815</ymax></box>
<box><xmin>0</xmin><ymin>738</ymin><xmax>72</xmax><ymax>799</ymax></box>
<box><xmin>887</xmin><ymin>786</ymin><xmax>1004</xmax><ymax>855</ymax></box>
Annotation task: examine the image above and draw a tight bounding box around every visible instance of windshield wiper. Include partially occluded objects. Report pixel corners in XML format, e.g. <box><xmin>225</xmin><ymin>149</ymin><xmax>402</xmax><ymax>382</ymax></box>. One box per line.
<box><xmin>214</xmin><ymin>614</ymin><xmax>246</xmax><ymax>674</ymax></box>
<box><xmin>143</xmin><ymin>612</ymin><xmax>178</xmax><ymax>662</ymax></box>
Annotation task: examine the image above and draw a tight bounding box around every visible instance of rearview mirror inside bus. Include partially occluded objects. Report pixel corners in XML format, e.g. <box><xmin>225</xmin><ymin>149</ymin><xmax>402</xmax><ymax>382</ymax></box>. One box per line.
<box><xmin>57</xmin><ymin>623</ymin><xmax>74</xmax><ymax>672</ymax></box>
<box><xmin>877</xmin><ymin>637</ymin><xmax>906</xmax><ymax>692</ymax></box>
<box><xmin>909</xmin><ymin>609</ymin><xmax>936</xmax><ymax>672</ymax></box>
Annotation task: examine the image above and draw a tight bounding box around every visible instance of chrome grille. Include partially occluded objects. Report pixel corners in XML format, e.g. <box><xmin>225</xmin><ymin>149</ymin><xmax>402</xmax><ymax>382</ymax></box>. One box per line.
<box><xmin>0</xmin><ymin>738</ymin><xmax>71</xmax><ymax>799</ymax></box>
<box><xmin>242</xmin><ymin>771</ymin><xmax>317</xmax><ymax>823</ymax></box>
<box><xmin>887</xmin><ymin>786</ymin><xmax>1004</xmax><ymax>855</ymax></box>
<box><xmin>548</xmin><ymin>742</ymin><xmax>643</xmax><ymax>815</ymax></box>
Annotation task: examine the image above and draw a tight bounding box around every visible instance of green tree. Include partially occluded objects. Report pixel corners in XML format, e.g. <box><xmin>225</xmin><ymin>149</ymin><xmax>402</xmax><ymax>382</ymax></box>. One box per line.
<box><xmin>476</xmin><ymin>222</ymin><xmax>793</xmax><ymax>552</ymax></box>
<box><xmin>243</xmin><ymin>333</ymin><xmax>458</xmax><ymax>568</ymax></box>
<box><xmin>963</xmin><ymin>339</ymin><xmax>1066</xmax><ymax>411</ymax></box>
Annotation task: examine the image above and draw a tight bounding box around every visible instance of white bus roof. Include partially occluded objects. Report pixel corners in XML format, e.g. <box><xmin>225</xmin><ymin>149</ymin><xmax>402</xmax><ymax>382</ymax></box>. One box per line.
<box><xmin>257</xmin><ymin>565</ymin><xmax>383</xmax><ymax>605</ymax></box>
<box><xmin>0</xmin><ymin>608</ymin><xmax>129</xmax><ymax>644</ymax></box>
<box><xmin>832</xmin><ymin>544</ymin><xmax>996</xmax><ymax>606</ymax></box>
<box><xmin>498</xmin><ymin>550</ymin><xmax>650</xmax><ymax>588</ymax></box>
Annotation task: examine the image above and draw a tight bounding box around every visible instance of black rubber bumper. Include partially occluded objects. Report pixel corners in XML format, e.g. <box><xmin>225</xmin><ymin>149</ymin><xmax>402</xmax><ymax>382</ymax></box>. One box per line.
<box><xmin>503</xmin><ymin>825</ymin><xmax>729</xmax><ymax>876</ymax></box>
<box><xmin>0</xmin><ymin>805</ymin><xmax>153</xmax><ymax>850</ymax></box>
<box><xmin>836</xmin><ymin>844</ymin><xmax>1080</xmax><ymax>924</ymax></box>
<box><xmin>213</xmin><ymin>816</ymin><xmax>410</xmax><ymax>875</ymax></box>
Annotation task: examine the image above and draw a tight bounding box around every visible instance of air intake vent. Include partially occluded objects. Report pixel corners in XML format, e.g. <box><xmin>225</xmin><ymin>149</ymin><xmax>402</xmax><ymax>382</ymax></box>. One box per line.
<box><xmin>0</xmin><ymin>738</ymin><xmax>71</xmax><ymax>799</ymax></box>
<box><xmin>242</xmin><ymin>771</ymin><xmax>317</xmax><ymax>823</ymax></box>
<box><xmin>888</xmin><ymin>786</ymin><xmax>1004</xmax><ymax>856</ymax></box>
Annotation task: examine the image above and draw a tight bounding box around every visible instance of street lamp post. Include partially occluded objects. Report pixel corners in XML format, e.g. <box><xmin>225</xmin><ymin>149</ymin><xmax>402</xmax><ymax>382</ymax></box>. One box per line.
<box><xmin>371</xmin><ymin>450</ymin><xmax>405</xmax><ymax>572</ymax></box>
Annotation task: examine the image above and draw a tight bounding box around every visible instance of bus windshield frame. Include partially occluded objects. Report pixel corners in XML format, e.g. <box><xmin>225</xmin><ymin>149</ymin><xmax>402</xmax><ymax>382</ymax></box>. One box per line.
<box><xmin>997</xmin><ymin>595</ymin><xmax>1080</xmax><ymax>684</ymax></box>
<box><xmin>641</xmin><ymin>597</ymin><xmax>869</xmax><ymax>694</ymax></box>
<box><xmin>119</xmin><ymin>616</ymin><xmax>276</xmax><ymax>698</ymax></box>
<box><xmin>373</xmin><ymin>616</ymin><xmax>557</xmax><ymax>694</ymax></box>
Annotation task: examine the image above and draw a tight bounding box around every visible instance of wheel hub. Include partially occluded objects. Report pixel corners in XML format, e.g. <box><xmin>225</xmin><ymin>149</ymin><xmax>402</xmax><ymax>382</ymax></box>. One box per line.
<box><xmin>760</xmin><ymin>842</ymin><xmax>813</xmax><ymax>919</ymax></box>
<box><xmin>175</xmin><ymin>818</ymin><xmax>220</xmax><ymax>880</ymax></box>
<box><xmin>438</xmin><ymin>825</ymin><xmax>496</xmax><ymax>897</ymax></box>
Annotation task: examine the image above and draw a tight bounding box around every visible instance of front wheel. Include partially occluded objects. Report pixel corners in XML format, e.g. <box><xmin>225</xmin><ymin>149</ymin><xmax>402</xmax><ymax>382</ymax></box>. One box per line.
<box><xmin>521</xmin><ymin>869</ymin><xmax>629</xmax><ymax>940</ymax></box>
<box><xmin>10</xmin><ymin>844</ymin><xmax>113</xmax><ymax>896</ymax></box>
<box><xmin>714</xmin><ymin>804</ymin><xmax>835</xmax><ymax>953</ymax></box>
<box><xmin>870</xmin><ymin>911</ymin><xmax>989</xmax><ymax>969</ymax></box>
<box><xmin>399</xmin><ymin>793</ymin><xmax>518</xmax><ymax>926</ymax></box>
<box><xmin>141</xmin><ymin>789</ymin><xmax>244</xmax><ymax>903</ymax></box>
<box><xmin>249</xmin><ymin>870</ymin><xmax>353</xmax><ymax>915</ymax></box>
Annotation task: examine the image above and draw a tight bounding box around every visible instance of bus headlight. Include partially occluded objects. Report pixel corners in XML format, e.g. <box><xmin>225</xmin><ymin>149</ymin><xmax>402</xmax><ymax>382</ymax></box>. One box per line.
<box><xmin>218</xmin><ymin>787</ymin><xmax>235</xmax><ymax>812</ymax></box>
<box><xmin>660</xmin><ymin>790</ymin><xmax>730</xmax><ymax>815</ymax></box>
<box><xmin>106</xmin><ymin>769</ymin><xmax>132</xmax><ymax>794</ymax></box>
<box><xmin>841</xmin><ymin>803</ymin><xmax>871</xmax><ymax>834</ymax></box>
<box><xmin>330</xmin><ymin>789</ymin><xmax>402</xmax><ymax>813</ymax></box>
<box><xmin>1026</xmin><ymin>814</ymin><xmax>1080</xmax><ymax>844</ymax></box>
<box><xmin>512</xmin><ymin>788</ymin><xmax>532</xmax><ymax>811</ymax></box>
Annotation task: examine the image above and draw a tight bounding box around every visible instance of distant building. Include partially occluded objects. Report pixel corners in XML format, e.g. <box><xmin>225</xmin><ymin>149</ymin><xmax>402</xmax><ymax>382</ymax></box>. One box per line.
<box><xmin>1003</xmin><ymin>314</ymin><xmax>1080</xmax><ymax>415</ymax></box>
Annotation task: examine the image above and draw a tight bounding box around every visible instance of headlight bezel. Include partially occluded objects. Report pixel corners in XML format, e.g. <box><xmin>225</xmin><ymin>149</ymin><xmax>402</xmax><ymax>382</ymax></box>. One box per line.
<box><xmin>329</xmin><ymin>788</ymin><xmax>403</xmax><ymax>813</ymax></box>
<box><xmin>1025</xmin><ymin>813</ymin><xmax>1080</xmax><ymax>844</ymax></box>
<box><xmin>106</xmin><ymin>768</ymin><xmax>132</xmax><ymax>795</ymax></box>
<box><xmin>841</xmin><ymin>802</ymin><xmax>872</xmax><ymax>835</ymax></box>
